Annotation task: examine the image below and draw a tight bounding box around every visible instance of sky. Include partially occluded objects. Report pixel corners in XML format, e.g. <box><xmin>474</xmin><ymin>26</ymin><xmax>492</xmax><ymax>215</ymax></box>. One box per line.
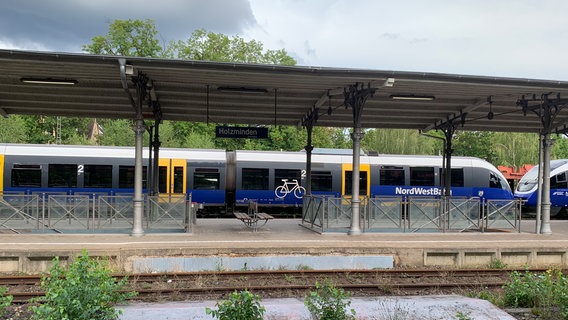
<box><xmin>1</xmin><ymin>0</ymin><xmax>567</xmax><ymax>81</ymax></box>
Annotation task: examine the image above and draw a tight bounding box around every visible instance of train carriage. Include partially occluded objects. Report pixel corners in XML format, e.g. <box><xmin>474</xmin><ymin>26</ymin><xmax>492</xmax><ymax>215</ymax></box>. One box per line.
<box><xmin>515</xmin><ymin>160</ymin><xmax>568</xmax><ymax>216</ymax></box>
<box><xmin>0</xmin><ymin>144</ymin><xmax>513</xmax><ymax>217</ymax></box>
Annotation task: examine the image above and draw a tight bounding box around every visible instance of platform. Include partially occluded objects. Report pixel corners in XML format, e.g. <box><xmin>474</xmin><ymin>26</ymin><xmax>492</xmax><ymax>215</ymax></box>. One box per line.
<box><xmin>117</xmin><ymin>295</ymin><xmax>516</xmax><ymax>320</ymax></box>
<box><xmin>0</xmin><ymin>218</ymin><xmax>567</xmax><ymax>273</ymax></box>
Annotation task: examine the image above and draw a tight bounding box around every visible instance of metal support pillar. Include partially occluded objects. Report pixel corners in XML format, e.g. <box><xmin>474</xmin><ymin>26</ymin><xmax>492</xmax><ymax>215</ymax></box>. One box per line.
<box><xmin>517</xmin><ymin>93</ymin><xmax>568</xmax><ymax>235</ymax></box>
<box><xmin>440</xmin><ymin>124</ymin><xmax>456</xmax><ymax>198</ymax></box>
<box><xmin>147</xmin><ymin>125</ymin><xmax>154</xmax><ymax>196</ymax></box>
<box><xmin>301</xmin><ymin>103</ymin><xmax>320</xmax><ymax>195</ymax></box>
<box><xmin>541</xmin><ymin>133</ymin><xmax>553</xmax><ymax>234</ymax></box>
<box><xmin>344</xmin><ymin>83</ymin><xmax>375</xmax><ymax>235</ymax></box>
<box><xmin>152</xmin><ymin>120</ymin><xmax>161</xmax><ymax>196</ymax></box>
<box><xmin>304</xmin><ymin>123</ymin><xmax>314</xmax><ymax>195</ymax></box>
<box><xmin>433</xmin><ymin>120</ymin><xmax>458</xmax><ymax>231</ymax></box>
<box><xmin>535</xmin><ymin>134</ymin><xmax>543</xmax><ymax>234</ymax></box>
<box><xmin>131</xmin><ymin>119</ymin><xmax>146</xmax><ymax>237</ymax></box>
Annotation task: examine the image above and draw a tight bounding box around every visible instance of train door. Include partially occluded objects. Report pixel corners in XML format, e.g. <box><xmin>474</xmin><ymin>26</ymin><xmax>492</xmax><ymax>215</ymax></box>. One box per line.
<box><xmin>341</xmin><ymin>163</ymin><xmax>370</xmax><ymax>198</ymax></box>
<box><xmin>158</xmin><ymin>158</ymin><xmax>186</xmax><ymax>195</ymax></box>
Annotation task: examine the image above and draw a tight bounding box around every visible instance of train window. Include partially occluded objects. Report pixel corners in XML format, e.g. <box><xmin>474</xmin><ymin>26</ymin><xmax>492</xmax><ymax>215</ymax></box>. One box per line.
<box><xmin>380</xmin><ymin>166</ymin><xmax>405</xmax><ymax>186</ymax></box>
<box><xmin>48</xmin><ymin>164</ymin><xmax>77</xmax><ymax>188</ymax></box>
<box><xmin>11</xmin><ymin>164</ymin><xmax>41</xmax><ymax>188</ymax></box>
<box><xmin>344</xmin><ymin>171</ymin><xmax>368</xmax><ymax>196</ymax></box>
<box><xmin>84</xmin><ymin>165</ymin><xmax>112</xmax><ymax>188</ymax></box>
<box><xmin>158</xmin><ymin>166</ymin><xmax>167</xmax><ymax>193</ymax></box>
<box><xmin>118</xmin><ymin>166</ymin><xmax>147</xmax><ymax>189</ymax></box>
<box><xmin>173</xmin><ymin>166</ymin><xmax>184</xmax><ymax>193</ymax></box>
<box><xmin>274</xmin><ymin>169</ymin><xmax>302</xmax><ymax>189</ymax></box>
<box><xmin>242</xmin><ymin>168</ymin><xmax>269</xmax><ymax>190</ymax></box>
<box><xmin>410</xmin><ymin>167</ymin><xmax>434</xmax><ymax>186</ymax></box>
<box><xmin>311</xmin><ymin>171</ymin><xmax>333</xmax><ymax>192</ymax></box>
<box><xmin>551</xmin><ymin>172</ymin><xmax>568</xmax><ymax>189</ymax></box>
<box><xmin>438</xmin><ymin>168</ymin><xmax>464</xmax><ymax>187</ymax></box>
<box><xmin>194</xmin><ymin>168</ymin><xmax>220</xmax><ymax>190</ymax></box>
<box><xmin>489</xmin><ymin>172</ymin><xmax>504</xmax><ymax>189</ymax></box>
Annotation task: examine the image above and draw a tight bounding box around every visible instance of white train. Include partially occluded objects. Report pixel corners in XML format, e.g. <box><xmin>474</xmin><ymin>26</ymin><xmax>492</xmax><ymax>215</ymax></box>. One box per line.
<box><xmin>0</xmin><ymin>144</ymin><xmax>513</xmax><ymax>216</ymax></box>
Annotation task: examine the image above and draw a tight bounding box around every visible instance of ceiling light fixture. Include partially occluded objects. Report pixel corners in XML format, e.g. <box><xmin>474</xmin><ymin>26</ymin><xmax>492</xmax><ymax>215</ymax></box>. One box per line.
<box><xmin>389</xmin><ymin>94</ymin><xmax>435</xmax><ymax>101</ymax></box>
<box><xmin>21</xmin><ymin>78</ymin><xmax>78</xmax><ymax>85</ymax></box>
<box><xmin>217</xmin><ymin>86</ymin><xmax>268</xmax><ymax>94</ymax></box>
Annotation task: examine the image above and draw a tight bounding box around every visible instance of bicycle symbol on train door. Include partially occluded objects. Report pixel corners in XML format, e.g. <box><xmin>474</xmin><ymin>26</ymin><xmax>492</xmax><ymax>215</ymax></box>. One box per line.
<box><xmin>274</xmin><ymin>179</ymin><xmax>306</xmax><ymax>199</ymax></box>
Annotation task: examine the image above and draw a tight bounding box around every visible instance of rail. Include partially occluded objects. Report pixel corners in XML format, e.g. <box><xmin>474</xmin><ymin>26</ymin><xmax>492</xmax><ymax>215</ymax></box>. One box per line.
<box><xmin>6</xmin><ymin>268</ymin><xmax>552</xmax><ymax>303</ymax></box>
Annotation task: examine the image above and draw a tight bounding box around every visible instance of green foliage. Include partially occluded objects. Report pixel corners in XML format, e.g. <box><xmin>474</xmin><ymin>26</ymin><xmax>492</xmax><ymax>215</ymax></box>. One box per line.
<box><xmin>31</xmin><ymin>250</ymin><xmax>136</xmax><ymax>320</ymax></box>
<box><xmin>172</xmin><ymin>28</ymin><xmax>296</xmax><ymax>65</ymax></box>
<box><xmin>206</xmin><ymin>290</ymin><xmax>265</xmax><ymax>320</ymax></box>
<box><xmin>304</xmin><ymin>280</ymin><xmax>356</xmax><ymax>320</ymax></box>
<box><xmin>455</xmin><ymin>311</ymin><xmax>473</xmax><ymax>320</ymax></box>
<box><xmin>502</xmin><ymin>269</ymin><xmax>568</xmax><ymax>319</ymax></box>
<box><xmin>82</xmin><ymin>19</ymin><xmax>163</xmax><ymax>57</ymax></box>
<box><xmin>363</xmin><ymin>128</ymin><xmax>441</xmax><ymax>155</ymax></box>
<box><xmin>0</xmin><ymin>115</ymin><xmax>28</xmax><ymax>143</ymax></box>
<box><xmin>453</xmin><ymin>131</ymin><xmax>496</xmax><ymax>163</ymax></box>
<box><xmin>493</xmin><ymin>132</ymin><xmax>539</xmax><ymax>168</ymax></box>
<box><xmin>488</xmin><ymin>258</ymin><xmax>507</xmax><ymax>269</ymax></box>
<box><xmin>96</xmin><ymin>119</ymin><xmax>135</xmax><ymax>146</ymax></box>
<box><xmin>0</xmin><ymin>286</ymin><xmax>13</xmax><ymax>317</ymax></box>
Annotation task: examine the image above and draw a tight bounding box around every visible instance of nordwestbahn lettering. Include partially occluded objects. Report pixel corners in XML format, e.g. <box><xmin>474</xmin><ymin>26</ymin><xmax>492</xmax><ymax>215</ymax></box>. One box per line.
<box><xmin>395</xmin><ymin>187</ymin><xmax>443</xmax><ymax>196</ymax></box>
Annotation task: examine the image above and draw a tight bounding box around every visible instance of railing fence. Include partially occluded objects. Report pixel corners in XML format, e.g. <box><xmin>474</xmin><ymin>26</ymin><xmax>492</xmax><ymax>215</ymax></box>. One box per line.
<box><xmin>302</xmin><ymin>195</ymin><xmax>521</xmax><ymax>234</ymax></box>
<box><xmin>0</xmin><ymin>192</ymin><xmax>193</xmax><ymax>233</ymax></box>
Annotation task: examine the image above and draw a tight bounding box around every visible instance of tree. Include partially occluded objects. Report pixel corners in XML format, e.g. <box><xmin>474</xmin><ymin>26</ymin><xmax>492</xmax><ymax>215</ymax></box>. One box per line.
<box><xmin>452</xmin><ymin>131</ymin><xmax>496</xmax><ymax>163</ymax></box>
<box><xmin>362</xmin><ymin>129</ymin><xmax>441</xmax><ymax>155</ymax></box>
<box><xmin>82</xmin><ymin>19</ymin><xmax>163</xmax><ymax>57</ymax></box>
<box><xmin>0</xmin><ymin>115</ymin><xmax>29</xmax><ymax>143</ymax></box>
<box><xmin>80</xmin><ymin>22</ymin><xmax>299</xmax><ymax>148</ymax></box>
<box><xmin>171</xmin><ymin>29</ymin><xmax>296</xmax><ymax>65</ymax></box>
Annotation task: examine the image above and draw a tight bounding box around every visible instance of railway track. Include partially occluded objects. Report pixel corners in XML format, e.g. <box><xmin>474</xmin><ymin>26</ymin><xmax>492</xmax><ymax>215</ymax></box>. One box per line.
<box><xmin>2</xmin><ymin>268</ymin><xmax>554</xmax><ymax>303</ymax></box>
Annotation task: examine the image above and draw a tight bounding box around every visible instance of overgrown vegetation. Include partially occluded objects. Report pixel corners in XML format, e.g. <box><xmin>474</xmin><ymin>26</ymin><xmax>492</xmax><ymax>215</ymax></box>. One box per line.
<box><xmin>0</xmin><ymin>287</ymin><xmax>13</xmax><ymax>318</ymax></box>
<box><xmin>304</xmin><ymin>280</ymin><xmax>356</xmax><ymax>320</ymax></box>
<box><xmin>488</xmin><ymin>258</ymin><xmax>508</xmax><ymax>269</ymax></box>
<box><xmin>501</xmin><ymin>269</ymin><xmax>568</xmax><ymax>319</ymax></box>
<box><xmin>206</xmin><ymin>290</ymin><xmax>265</xmax><ymax>320</ymax></box>
<box><xmin>30</xmin><ymin>250</ymin><xmax>136</xmax><ymax>320</ymax></box>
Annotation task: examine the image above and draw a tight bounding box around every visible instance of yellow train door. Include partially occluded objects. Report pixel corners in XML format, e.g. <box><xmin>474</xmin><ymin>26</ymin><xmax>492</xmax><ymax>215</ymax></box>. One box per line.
<box><xmin>158</xmin><ymin>158</ymin><xmax>186</xmax><ymax>195</ymax></box>
<box><xmin>341</xmin><ymin>163</ymin><xmax>370</xmax><ymax>198</ymax></box>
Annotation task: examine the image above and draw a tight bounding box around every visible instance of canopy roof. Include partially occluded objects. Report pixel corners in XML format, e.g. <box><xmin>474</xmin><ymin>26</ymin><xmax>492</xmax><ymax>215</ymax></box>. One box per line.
<box><xmin>1</xmin><ymin>49</ymin><xmax>568</xmax><ymax>133</ymax></box>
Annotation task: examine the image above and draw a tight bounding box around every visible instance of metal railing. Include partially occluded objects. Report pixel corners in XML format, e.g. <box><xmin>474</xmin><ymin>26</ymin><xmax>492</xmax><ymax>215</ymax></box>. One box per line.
<box><xmin>302</xmin><ymin>195</ymin><xmax>521</xmax><ymax>234</ymax></box>
<box><xmin>0</xmin><ymin>192</ymin><xmax>193</xmax><ymax>233</ymax></box>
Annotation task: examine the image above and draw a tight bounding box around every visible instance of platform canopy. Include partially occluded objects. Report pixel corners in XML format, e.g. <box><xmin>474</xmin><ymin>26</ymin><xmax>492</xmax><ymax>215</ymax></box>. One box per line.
<box><xmin>2</xmin><ymin>49</ymin><xmax>568</xmax><ymax>133</ymax></box>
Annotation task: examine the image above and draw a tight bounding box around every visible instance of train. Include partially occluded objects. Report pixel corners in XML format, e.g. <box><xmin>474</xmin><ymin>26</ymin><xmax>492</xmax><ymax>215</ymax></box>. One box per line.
<box><xmin>0</xmin><ymin>144</ymin><xmax>514</xmax><ymax>216</ymax></box>
<box><xmin>515</xmin><ymin>160</ymin><xmax>568</xmax><ymax>216</ymax></box>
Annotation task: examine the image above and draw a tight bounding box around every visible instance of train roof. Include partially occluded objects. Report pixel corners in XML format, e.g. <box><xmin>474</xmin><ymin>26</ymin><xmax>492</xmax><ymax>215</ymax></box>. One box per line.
<box><xmin>0</xmin><ymin>144</ymin><xmax>500</xmax><ymax>172</ymax></box>
<box><xmin>0</xmin><ymin>143</ymin><xmax>226</xmax><ymax>160</ymax></box>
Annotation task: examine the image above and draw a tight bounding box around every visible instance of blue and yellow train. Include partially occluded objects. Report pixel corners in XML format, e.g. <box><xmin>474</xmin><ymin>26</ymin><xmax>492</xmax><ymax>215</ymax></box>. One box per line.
<box><xmin>0</xmin><ymin>144</ymin><xmax>513</xmax><ymax>216</ymax></box>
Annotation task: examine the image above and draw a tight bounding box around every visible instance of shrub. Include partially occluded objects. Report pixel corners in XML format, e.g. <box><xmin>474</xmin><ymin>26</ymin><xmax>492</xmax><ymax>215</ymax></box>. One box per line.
<box><xmin>206</xmin><ymin>290</ymin><xmax>265</xmax><ymax>320</ymax></box>
<box><xmin>0</xmin><ymin>286</ymin><xmax>13</xmax><ymax>317</ymax></box>
<box><xmin>503</xmin><ymin>269</ymin><xmax>568</xmax><ymax>319</ymax></box>
<box><xmin>30</xmin><ymin>250</ymin><xmax>136</xmax><ymax>320</ymax></box>
<box><xmin>304</xmin><ymin>280</ymin><xmax>356</xmax><ymax>320</ymax></box>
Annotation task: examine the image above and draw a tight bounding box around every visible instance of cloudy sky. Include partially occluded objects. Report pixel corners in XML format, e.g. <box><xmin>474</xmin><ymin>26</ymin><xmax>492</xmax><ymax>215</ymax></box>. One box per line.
<box><xmin>1</xmin><ymin>0</ymin><xmax>567</xmax><ymax>80</ymax></box>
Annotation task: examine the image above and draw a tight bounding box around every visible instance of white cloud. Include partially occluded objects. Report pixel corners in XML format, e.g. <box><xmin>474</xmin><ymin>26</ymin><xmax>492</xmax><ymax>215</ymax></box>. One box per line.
<box><xmin>245</xmin><ymin>0</ymin><xmax>568</xmax><ymax>80</ymax></box>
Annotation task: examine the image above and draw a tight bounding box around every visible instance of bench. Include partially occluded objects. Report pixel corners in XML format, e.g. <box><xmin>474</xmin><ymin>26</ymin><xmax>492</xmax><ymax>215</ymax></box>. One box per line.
<box><xmin>233</xmin><ymin>200</ymin><xmax>274</xmax><ymax>232</ymax></box>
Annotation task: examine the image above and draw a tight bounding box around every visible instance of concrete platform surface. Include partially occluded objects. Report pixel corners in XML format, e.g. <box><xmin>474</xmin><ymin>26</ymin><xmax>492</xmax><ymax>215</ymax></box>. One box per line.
<box><xmin>0</xmin><ymin>218</ymin><xmax>568</xmax><ymax>273</ymax></box>
<box><xmin>118</xmin><ymin>295</ymin><xmax>515</xmax><ymax>320</ymax></box>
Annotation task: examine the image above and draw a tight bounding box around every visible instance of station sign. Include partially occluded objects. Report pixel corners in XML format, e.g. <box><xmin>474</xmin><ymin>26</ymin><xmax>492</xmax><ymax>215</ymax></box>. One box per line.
<box><xmin>215</xmin><ymin>126</ymin><xmax>269</xmax><ymax>139</ymax></box>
